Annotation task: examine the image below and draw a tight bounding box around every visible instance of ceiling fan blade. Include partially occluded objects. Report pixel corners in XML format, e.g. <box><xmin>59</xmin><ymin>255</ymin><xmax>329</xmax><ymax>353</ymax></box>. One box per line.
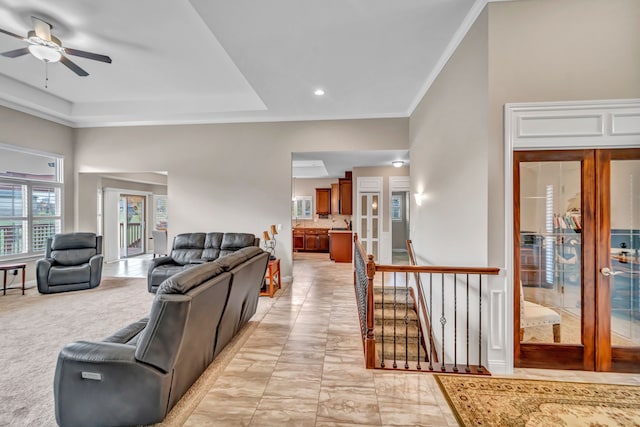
<box><xmin>31</xmin><ymin>16</ymin><xmax>52</xmax><ymax>41</ymax></box>
<box><xmin>1</xmin><ymin>47</ymin><xmax>30</xmax><ymax>58</ymax></box>
<box><xmin>64</xmin><ymin>47</ymin><xmax>112</xmax><ymax>64</ymax></box>
<box><xmin>0</xmin><ymin>27</ymin><xmax>26</xmax><ymax>40</ymax></box>
<box><xmin>60</xmin><ymin>55</ymin><xmax>89</xmax><ymax>76</ymax></box>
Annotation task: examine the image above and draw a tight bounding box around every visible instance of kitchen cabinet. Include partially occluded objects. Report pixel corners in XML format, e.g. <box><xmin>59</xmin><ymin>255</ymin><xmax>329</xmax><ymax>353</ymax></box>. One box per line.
<box><xmin>293</xmin><ymin>229</ymin><xmax>305</xmax><ymax>251</ymax></box>
<box><xmin>329</xmin><ymin>230</ymin><xmax>353</xmax><ymax>263</ymax></box>
<box><xmin>316</xmin><ymin>188</ymin><xmax>331</xmax><ymax>215</ymax></box>
<box><xmin>331</xmin><ymin>183</ymin><xmax>340</xmax><ymax>215</ymax></box>
<box><xmin>293</xmin><ymin>228</ymin><xmax>329</xmax><ymax>253</ymax></box>
<box><xmin>339</xmin><ymin>178</ymin><xmax>352</xmax><ymax>215</ymax></box>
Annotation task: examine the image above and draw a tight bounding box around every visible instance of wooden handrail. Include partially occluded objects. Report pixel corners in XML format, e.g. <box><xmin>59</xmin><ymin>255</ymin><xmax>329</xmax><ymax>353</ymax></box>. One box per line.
<box><xmin>353</xmin><ymin>234</ymin><xmax>500</xmax><ymax>374</ymax></box>
<box><xmin>375</xmin><ymin>265</ymin><xmax>500</xmax><ymax>275</ymax></box>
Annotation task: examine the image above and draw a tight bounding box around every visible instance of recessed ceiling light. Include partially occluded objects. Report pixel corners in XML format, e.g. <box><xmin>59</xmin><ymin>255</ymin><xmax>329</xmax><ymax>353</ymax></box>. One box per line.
<box><xmin>392</xmin><ymin>160</ymin><xmax>404</xmax><ymax>168</ymax></box>
<box><xmin>314</xmin><ymin>89</ymin><xmax>325</xmax><ymax>96</ymax></box>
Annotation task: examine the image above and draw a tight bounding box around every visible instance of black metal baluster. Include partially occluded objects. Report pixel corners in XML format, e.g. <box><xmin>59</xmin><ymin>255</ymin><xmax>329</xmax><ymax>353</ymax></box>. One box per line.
<box><xmin>393</xmin><ymin>272</ymin><xmax>397</xmax><ymax>368</ymax></box>
<box><xmin>453</xmin><ymin>273</ymin><xmax>458</xmax><ymax>373</ymax></box>
<box><xmin>381</xmin><ymin>270</ymin><xmax>385</xmax><ymax>368</ymax></box>
<box><xmin>429</xmin><ymin>273</ymin><xmax>434</xmax><ymax>371</ymax></box>
<box><xmin>466</xmin><ymin>274</ymin><xmax>471</xmax><ymax>373</ymax></box>
<box><xmin>440</xmin><ymin>273</ymin><xmax>446</xmax><ymax>372</ymax></box>
<box><xmin>416</xmin><ymin>272</ymin><xmax>421</xmax><ymax>370</ymax></box>
<box><xmin>404</xmin><ymin>272</ymin><xmax>409</xmax><ymax>369</ymax></box>
<box><xmin>478</xmin><ymin>275</ymin><xmax>483</xmax><ymax>373</ymax></box>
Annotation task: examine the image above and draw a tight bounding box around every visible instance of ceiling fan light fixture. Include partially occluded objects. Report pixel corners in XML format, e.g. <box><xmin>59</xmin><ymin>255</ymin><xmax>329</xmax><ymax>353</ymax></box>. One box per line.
<box><xmin>28</xmin><ymin>44</ymin><xmax>61</xmax><ymax>63</ymax></box>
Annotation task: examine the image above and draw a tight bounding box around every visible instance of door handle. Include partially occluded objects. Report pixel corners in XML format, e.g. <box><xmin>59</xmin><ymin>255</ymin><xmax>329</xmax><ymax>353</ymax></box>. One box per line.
<box><xmin>600</xmin><ymin>267</ymin><xmax>623</xmax><ymax>277</ymax></box>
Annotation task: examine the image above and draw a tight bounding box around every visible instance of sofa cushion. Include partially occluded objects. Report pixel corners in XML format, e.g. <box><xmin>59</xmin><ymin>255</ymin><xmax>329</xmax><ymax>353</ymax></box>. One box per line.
<box><xmin>215</xmin><ymin>247</ymin><xmax>264</xmax><ymax>272</ymax></box>
<box><xmin>202</xmin><ymin>233</ymin><xmax>224</xmax><ymax>260</ymax></box>
<box><xmin>48</xmin><ymin>264</ymin><xmax>91</xmax><ymax>285</ymax></box>
<box><xmin>170</xmin><ymin>233</ymin><xmax>206</xmax><ymax>265</ymax></box>
<box><xmin>51</xmin><ymin>232</ymin><xmax>98</xmax><ymax>250</ymax></box>
<box><xmin>158</xmin><ymin>262</ymin><xmax>225</xmax><ymax>295</ymax></box>
<box><xmin>51</xmin><ymin>248</ymin><xmax>96</xmax><ymax>266</ymax></box>
<box><xmin>221</xmin><ymin>233</ymin><xmax>256</xmax><ymax>250</ymax></box>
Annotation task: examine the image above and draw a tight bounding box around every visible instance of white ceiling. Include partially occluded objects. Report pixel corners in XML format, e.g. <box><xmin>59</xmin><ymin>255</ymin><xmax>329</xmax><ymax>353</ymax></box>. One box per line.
<box><xmin>0</xmin><ymin>0</ymin><xmax>479</xmax><ymax>128</ymax></box>
<box><xmin>293</xmin><ymin>150</ymin><xmax>409</xmax><ymax>179</ymax></box>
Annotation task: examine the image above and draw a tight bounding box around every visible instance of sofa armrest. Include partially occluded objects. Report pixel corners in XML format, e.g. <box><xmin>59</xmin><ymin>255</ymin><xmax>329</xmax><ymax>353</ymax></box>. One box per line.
<box><xmin>89</xmin><ymin>254</ymin><xmax>103</xmax><ymax>287</ymax></box>
<box><xmin>54</xmin><ymin>341</ymin><xmax>171</xmax><ymax>426</ymax></box>
<box><xmin>36</xmin><ymin>258</ymin><xmax>53</xmax><ymax>293</ymax></box>
<box><xmin>149</xmin><ymin>255</ymin><xmax>173</xmax><ymax>269</ymax></box>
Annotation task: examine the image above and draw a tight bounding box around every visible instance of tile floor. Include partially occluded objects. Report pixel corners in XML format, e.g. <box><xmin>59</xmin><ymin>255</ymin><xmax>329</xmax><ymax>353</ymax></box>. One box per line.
<box><xmin>105</xmin><ymin>252</ymin><xmax>640</xmax><ymax>426</ymax></box>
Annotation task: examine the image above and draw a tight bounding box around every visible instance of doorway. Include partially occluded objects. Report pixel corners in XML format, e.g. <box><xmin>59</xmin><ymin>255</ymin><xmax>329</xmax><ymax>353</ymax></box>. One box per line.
<box><xmin>514</xmin><ymin>148</ymin><xmax>640</xmax><ymax>372</ymax></box>
<box><xmin>119</xmin><ymin>195</ymin><xmax>146</xmax><ymax>258</ymax></box>
<box><xmin>391</xmin><ymin>191</ymin><xmax>410</xmax><ymax>265</ymax></box>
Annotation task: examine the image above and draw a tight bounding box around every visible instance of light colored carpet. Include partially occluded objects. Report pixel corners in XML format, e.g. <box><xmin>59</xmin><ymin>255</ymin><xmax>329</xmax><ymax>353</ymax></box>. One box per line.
<box><xmin>0</xmin><ymin>277</ymin><xmax>274</xmax><ymax>427</ymax></box>
<box><xmin>436</xmin><ymin>374</ymin><xmax>640</xmax><ymax>426</ymax></box>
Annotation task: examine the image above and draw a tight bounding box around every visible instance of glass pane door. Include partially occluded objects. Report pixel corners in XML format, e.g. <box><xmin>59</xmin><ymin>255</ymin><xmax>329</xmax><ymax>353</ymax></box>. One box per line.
<box><xmin>519</xmin><ymin>161</ymin><xmax>582</xmax><ymax>345</ymax></box>
<box><xmin>609</xmin><ymin>159</ymin><xmax>640</xmax><ymax>348</ymax></box>
<box><xmin>119</xmin><ymin>195</ymin><xmax>145</xmax><ymax>258</ymax></box>
<box><xmin>359</xmin><ymin>193</ymin><xmax>380</xmax><ymax>261</ymax></box>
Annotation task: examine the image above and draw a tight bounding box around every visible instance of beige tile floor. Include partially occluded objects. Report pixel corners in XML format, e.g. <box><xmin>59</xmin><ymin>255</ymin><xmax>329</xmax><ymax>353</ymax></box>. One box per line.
<box><xmin>106</xmin><ymin>252</ymin><xmax>640</xmax><ymax>426</ymax></box>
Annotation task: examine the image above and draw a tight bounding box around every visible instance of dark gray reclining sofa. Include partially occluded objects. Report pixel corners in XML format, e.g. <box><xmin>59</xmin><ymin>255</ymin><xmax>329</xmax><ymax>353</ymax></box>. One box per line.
<box><xmin>147</xmin><ymin>232</ymin><xmax>259</xmax><ymax>293</ymax></box>
<box><xmin>54</xmin><ymin>246</ymin><xmax>269</xmax><ymax>427</ymax></box>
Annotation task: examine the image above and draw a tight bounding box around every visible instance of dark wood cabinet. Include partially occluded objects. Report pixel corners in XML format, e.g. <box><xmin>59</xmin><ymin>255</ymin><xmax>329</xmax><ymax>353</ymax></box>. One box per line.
<box><xmin>293</xmin><ymin>229</ymin><xmax>305</xmax><ymax>251</ymax></box>
<box><xmin>293</xmin><ymin>228</ymin><xmax>329</xmax><ymax>253</ymax></box>
<box><xmin>339</xmin><ymin>178</ymin><xmax>352</xmax><ymax>215</ymax></box>
<box><xmin>316</xmin><ymin>188</ymin><xmax>331</xmax><ymax>215</ymax></box>
<box><xmin>330</xmin><ymin>231</ymin><xmax>352</xmax><ymax>263</ymax></box>
<box><xmin>319</xmin><ymin>232</ymin><xmax>330</xmax><ymax>251</ymax></box>
<box><xmin>331</xmin><ymin>183</ymin><xmax>340</xmax><ymax>215</ymax></box>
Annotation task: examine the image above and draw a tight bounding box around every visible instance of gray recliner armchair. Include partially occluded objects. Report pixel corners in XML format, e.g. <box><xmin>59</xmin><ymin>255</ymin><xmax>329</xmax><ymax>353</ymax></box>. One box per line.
<box><xmin>36</xmin><ymin>232</ymin><xmax>103</xmax><ymax>294</ymax></box>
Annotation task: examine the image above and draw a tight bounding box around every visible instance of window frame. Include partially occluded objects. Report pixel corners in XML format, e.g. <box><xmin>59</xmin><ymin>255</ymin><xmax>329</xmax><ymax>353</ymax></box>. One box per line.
<box><xmin>0</xmin><ymin>145</ymin><xmax>64</xmax><ymax>260</ymax></box>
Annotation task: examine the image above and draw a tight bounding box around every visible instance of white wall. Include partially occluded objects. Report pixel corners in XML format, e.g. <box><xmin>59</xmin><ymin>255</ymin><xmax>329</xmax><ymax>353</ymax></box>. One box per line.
<box><xmin>74</xmin><ymin>119</ymin><xmax>408</xmax><ymax>278</ymax></box>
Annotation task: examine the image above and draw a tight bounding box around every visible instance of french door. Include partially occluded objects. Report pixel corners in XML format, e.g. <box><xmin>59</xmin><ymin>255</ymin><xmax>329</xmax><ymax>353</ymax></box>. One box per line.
<box><xmin>514</xmin><ymin>148</ymin><xmax>640</xmax><ymax>372</ymax></box>
<box><xmin>358</xmin><ymin>192</ymin><xmax>380</xmax><ymax>262</ymax></box>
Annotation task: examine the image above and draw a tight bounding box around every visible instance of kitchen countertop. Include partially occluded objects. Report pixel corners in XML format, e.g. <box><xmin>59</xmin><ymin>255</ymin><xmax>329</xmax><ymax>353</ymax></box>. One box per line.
<box><xmin>328</xmin><ymin>229</ymin><xmax>353</xmax><ymax>233</ymax></box>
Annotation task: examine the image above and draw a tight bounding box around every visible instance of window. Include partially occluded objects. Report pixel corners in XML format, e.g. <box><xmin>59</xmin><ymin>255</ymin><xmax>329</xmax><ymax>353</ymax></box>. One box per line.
<box><xmin>391</xmin><ymin>194</ymin><xmax>402</xmax><ymax>221</ymax></box>
<box><xmin>0</xmin><ymin>145</ymin><xmax>63</xmax><ymax>259</ymax></box>
<box><xmin>153</xmin><ymin>195</ymin><xmax>168</xmax><ymax>230</ymax></box>
<box><xmin>292</xmin><ymin>196</ymin><xmax>312</xmax><ymax>219</ymax></box>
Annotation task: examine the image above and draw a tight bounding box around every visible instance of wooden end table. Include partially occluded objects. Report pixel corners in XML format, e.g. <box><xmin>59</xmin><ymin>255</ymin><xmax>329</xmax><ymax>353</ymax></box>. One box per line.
<box><xmin>1</xmin><ymin>263</ymin><xmax>26</xmax><ymax>295</ymax></box>
<box><xmin>260</xmin><ymin>258</ymin><xmax>281</xmax><ymax>298</ymax></box>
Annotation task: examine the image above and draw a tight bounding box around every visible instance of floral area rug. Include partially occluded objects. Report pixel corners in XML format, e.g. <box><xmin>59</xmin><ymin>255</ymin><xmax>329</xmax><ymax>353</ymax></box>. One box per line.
<box><xmin>435</xmin><ymin>374</ymin><xmax>640</xmax><ymax>426</ymax></box>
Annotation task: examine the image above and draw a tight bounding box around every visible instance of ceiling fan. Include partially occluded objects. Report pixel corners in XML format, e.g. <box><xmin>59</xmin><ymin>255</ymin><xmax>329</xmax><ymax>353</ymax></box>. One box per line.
<box><xmin>0</xmin><ymin>16</ymin><xmax>111</xmax><ymax>77</ymax></box>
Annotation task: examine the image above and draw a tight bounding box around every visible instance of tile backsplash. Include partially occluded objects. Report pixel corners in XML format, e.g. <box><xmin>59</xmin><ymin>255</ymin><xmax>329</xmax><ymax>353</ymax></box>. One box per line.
<box><xmin>292</xmin><ymin>214</ymin><xmax>352</xmax><ymax>229</ymax></box>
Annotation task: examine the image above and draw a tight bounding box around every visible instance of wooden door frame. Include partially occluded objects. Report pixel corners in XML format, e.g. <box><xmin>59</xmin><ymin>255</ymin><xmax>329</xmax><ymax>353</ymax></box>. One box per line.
<box><xmin>513</xmin><ymin>149</ymin><xmax>596</xmax><ymax>370</ymax></box>
<box><xmin>596</xmin><ymin>148</ymin><xmax>640</xmax><ymax>372</ymax></box>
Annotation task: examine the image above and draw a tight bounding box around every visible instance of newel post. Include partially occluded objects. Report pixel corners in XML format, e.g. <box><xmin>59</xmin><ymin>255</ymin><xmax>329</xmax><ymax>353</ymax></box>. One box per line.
<box><xmin>365</xmin><ymin>254</ymin><xmax>377</xmax><ymax>368</ymax></box>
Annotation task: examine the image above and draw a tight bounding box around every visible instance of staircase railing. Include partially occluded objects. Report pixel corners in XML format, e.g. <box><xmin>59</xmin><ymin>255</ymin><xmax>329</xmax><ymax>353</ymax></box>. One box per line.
<box><xmin>406</xmin><ymin>239</ymin><xmax>439</xmax><ymax>365</ymax></box>
<box><xmin>353</xmin><ymin>234</ymin><xmax>500</xmax><ymax>374</ymax></box>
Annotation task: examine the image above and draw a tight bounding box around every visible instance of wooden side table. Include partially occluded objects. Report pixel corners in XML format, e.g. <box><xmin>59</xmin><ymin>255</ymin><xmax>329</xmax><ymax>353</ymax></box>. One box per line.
<box><xmin>1</xmin><ymin>263</ymin><xmax>26</xmax><ymax>295</ymax></box>
<box><xmin>260</xmin><ymin>258</ymin><xmax>281</xmax><ymax>298</ymax></box>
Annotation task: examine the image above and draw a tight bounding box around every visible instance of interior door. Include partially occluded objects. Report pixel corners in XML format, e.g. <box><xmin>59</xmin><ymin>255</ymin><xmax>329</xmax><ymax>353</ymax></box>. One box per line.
<box><xmin>359</xmin><ymin>192</ymin><xmax>380</xmax><ymax>261</ymax></box>
<box><xmin>515</xmin><ymin>149</ymin><xmax>640</xmax><ymax>372</ymax></box>
<box><xmin>596</xmin><ymin>149</ymin><xmax>640</xmax><ymax>372</ymax></box>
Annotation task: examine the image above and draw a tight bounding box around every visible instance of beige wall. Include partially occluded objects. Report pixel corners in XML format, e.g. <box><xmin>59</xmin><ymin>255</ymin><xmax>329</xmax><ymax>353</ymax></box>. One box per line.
<box><xmin>409</xmin><ymin>8</ymin><xmax>489</xmax><ymax>266</ymax></box>
<box><xmin>75</xmin><ymin>119</ymin><xmax>408</xmax><ymax>277</ymax></box>
<box><xmin>487</xmin><ymin>0</ymin><xmax>640</xmax><ymax>266</ymax></box>
<box><xmin>351</xmin><ymin>165</ymin><xmax>410</xmax><ymax>234</ymax></box>
<box><xmin>0</xmin><ymin>106</ymin><xmax>75</xmax><ymax>281</ymax></box>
